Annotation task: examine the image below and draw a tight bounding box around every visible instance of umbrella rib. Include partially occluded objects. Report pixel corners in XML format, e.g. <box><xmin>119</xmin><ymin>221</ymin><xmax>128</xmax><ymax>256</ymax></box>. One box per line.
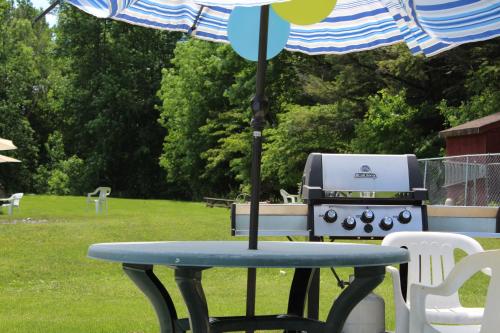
<box><xmin>188</xmin><ymin>5</ymin><xmax>206</xmax><ymax>35</ymax></box>
<box><xmin>33</xmin><ymin>0</ymin><xmax>60</xmax><ymax>24</ymax></box>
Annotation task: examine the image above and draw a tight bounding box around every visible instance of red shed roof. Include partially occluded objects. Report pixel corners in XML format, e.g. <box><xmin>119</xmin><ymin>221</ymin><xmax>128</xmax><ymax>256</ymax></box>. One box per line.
<box><xmin>440</xmin><ymin>112</ymin><xmax>500</xmax><ymax>138</ymax></box>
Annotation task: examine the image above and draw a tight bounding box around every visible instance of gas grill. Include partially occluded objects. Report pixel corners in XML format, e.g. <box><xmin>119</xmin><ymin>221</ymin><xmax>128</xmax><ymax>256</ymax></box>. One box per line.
<box><xmin>302</xmin><ymin>153</ymin><xmax>428</xmax><ymax>239</ymax></box>
<box><xmin>232</xmin><ymin>154</ymin><xmax>498</xmax><ymax>238</ymax></box>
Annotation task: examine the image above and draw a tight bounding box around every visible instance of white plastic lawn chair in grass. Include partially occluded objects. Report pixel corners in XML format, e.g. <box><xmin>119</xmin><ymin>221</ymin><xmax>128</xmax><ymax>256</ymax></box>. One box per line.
<box><xmin>0</xmin><ymin>193</ymin><xmax>23</xmax><ymax>215</ymax></box>
<box><xmin>87</xmin><ymin>187</ymin><xmax>111</xmax><ymax>214</ymax></box>
<box><xmin>410</xmin><ymin>250</ymin><xmax>500</xmax><ymax>333</ymax></box>
<box><xmin>382</xmin><ymin>232</ymin><xmax>490</xmax><ymax>333</ymax></box>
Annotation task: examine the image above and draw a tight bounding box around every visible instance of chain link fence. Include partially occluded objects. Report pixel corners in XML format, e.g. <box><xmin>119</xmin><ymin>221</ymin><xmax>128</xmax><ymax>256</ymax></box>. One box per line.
<box><xmin>419</xmin><ymin>154</ymin><xmax>500</xmax><ymax>206</ymax></box>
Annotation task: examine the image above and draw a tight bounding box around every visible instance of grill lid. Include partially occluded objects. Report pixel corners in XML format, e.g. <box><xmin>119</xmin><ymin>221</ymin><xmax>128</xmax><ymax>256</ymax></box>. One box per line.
<box><xmin>302</xmin><ymin>153</ymin><xmax>427</xmax><ymax>201</ymax></box>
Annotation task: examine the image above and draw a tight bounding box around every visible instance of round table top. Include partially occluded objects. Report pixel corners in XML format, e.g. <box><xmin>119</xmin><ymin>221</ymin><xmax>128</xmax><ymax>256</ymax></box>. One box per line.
<box><xmin>88</xmin><ymin>241</ymin><xmax>408</xmax><ymax>268</ymax></box>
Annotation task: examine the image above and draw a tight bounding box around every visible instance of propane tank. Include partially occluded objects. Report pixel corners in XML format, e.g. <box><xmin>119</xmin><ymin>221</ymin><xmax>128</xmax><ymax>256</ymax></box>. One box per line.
<box><xmin>342</xmin><ymin>275</ymin><xmax>386</xmax><ymax>333</ymax></box>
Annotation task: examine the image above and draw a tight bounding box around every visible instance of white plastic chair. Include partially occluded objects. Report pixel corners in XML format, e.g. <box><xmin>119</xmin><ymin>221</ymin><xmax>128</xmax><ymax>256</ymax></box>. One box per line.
<box><xmin>0</xmin><ymin>193</ymin><xmax>23</xmax><ymax>215</ymax></box>
<box><xmin>410</xmin><ymin>250</ymin><xmax>500</xmax><ymax>333</ymax></box>
<box><xmin>382</xmin><ymin>232</ymin><xmax>489</xmax><ymax>333</ymax></box>
<box><xmin>87</xmin><ymin>187</ymin><xmax>111</xmax><ymax>214</ymax></box>
<box><xmin>280</xmin><ymin>189</ymin><xmax>299</xmax><ymax>204</ymax></box>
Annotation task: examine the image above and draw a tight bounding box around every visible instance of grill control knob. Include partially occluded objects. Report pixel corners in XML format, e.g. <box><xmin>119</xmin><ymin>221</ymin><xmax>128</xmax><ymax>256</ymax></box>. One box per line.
<box><xmin>342</xmin><ymin>216</ymin><xmax>356</xmax><ymax>230</ymax></box>
<box><xmin>398</xmin><ymin>210</ymin><xmax>412</xmax><ymax>224</ymax></box>
<box><xmin>379</xmin><ymin>217</ymin><xmax>394</xmax><ymax>231</ymax></box>
<box><xmin>360</xmin><ymin>210</ymin><xmax>375</xmax><ymax>223</ymax></box>
<box><xmin>323</xmin><ymin>209</ymin><xmax>338</xmax><ymax>223</ymax></box>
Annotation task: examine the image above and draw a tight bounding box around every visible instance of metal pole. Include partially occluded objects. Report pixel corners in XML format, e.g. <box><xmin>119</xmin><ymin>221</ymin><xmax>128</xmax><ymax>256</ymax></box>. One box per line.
<box><xmin>423</xmin><ymin>160</ymin><xmax>428</xmax><ymax>189</ymax></box>
<box><xmin>246</xmin><ymin>6</ymin><xmax>269</xmax><ymax>332</ymax></box>
<box><xmin>246</xmin><ymin>268</ymin><xmax>256</xmax><ymax>333</ymax></box>
<box><xmin>248</xmin><ymin>5</ymin><xmax>269</xmax><ymax>250</ymax></box>
<box><xmin>464</xmin><ymin>156</ymin><xmax>469</xmax><ymax>206</ymax></box>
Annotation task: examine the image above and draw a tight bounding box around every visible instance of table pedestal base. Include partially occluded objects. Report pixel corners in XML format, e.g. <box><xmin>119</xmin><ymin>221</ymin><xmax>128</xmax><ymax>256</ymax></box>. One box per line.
<box><xmin>123</xmin><ymin>264</ymin><xmax>385</xmax><ymax>333</ymax></box>
<box><xmin>123</xmin><ymin>264</ymin><xmax>182</xmax><ymax>333</ymax></box>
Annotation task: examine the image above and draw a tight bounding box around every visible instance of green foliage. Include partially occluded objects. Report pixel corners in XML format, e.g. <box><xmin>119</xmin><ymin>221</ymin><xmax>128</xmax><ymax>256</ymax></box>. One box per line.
<box><xmin>350</xmin><ymin>89</ymin><xmax>442</xmax><ymax>157</ymax></box>
<box><xmin>34</xmin><ymin>131</ymin><xmax>86</xmax><ymax>195</ymax></box>
<box><xmin>45</xmin><ymin>155</ymin><xmax>85</xmax><ymax>195</ymax></box>
<box><xmin>262</xmin><ymin>102</ymin><xmax>360</xmax><ymax>191</ymax></box>
<box><xmin>351</xmin><ymin>89</ymin><xmax>417</xmax><ymax>154</ymax></box>
<box><xmin>0</xmin><ymin>0</ymin><xmax>52</xmax><ymax>192</ymax></box>
<box><xmin>438</xmin><ymin>51</ymin><xmax>500</xmax><ymax>127</ymax></box>
<box><xmin>47</xmin><ymin>169</ymin><xmax>71</xmax><ymax>195</ymax></box>
<box><xmin>158</xmin><ymin>40</ymin><xmax>302</xmax><ymax>198</ymax></box>
<box><xmin>45</xmin><ymin>131</ymin><xmax>66</xmax><ymax>167</ymax></box>
<box><xmin>157</xmin><ymin>39</ymin><xmax>498</xmax><ymax>198</ymax></box>
<box><xmin>439</xmin><ymin>89</ymin><xmax>500</xmax><ymax>128</ymax></box>
<box><xmin>52</xmin><ymin>5</ymin><xmax>181</xmax><ymax>197</ymax></box>
<box><xmin>158</xmin><ymin>40</ymin><xmax>246</xmax><ymax>198</ymax></box>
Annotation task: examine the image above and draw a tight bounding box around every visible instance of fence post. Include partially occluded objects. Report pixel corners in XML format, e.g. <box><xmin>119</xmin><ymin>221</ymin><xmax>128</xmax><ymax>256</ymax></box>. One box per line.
<box><xmin>464</xmin><ymin>155</ymin><xmax>469</xmax><ymax>206</ymax></box>
<box><xmin>423</xmin><ymin>160</ymin><xmax>428</xmax><ymax>190</ymax></box>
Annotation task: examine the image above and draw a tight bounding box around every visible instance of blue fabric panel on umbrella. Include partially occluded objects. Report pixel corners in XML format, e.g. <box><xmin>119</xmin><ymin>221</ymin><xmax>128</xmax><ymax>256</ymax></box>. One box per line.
<box><xmin>65</xmin><ymin>0</ymin><xmax>500</xmax><ymax>57</ymax></box>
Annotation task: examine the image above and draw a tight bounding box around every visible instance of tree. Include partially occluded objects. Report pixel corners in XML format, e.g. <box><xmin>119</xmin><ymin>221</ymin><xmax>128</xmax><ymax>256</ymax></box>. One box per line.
<box><xmin>158</xmin><ymin>40</ymin><xmax>249</xmax><ymax>198</ymax></box>
<box><xmin>438</xmin><ymin>42</ymin><xmax>500</xmax><ymax>127</ymax></box>
<box><xmin>0</xmin><ymin>0</ymin><xmax>53</xmax><ymax>193</ymax></box>
<box><xmin>33</xmin><ymin>131</ymin><xmax>85</xmax><ymax>195</ymax></box>
<box><xmin>350</xmin><ymin>89</ymin><xmax>441</xmax><ymax>156</ymax></box>
<box><xmin>53</xmin><ymin>5</ymin><xmax>181</xmax><ymax>197</ymax></box>
<box><xmin>262</xmin><ymin>101</ymin><xmax>361</xmax><ymax>194</ymax></box>
<box><xmin>158</xmin><ymin>39</ymin><xmax>303</xmax><ymax>198</ymax></box>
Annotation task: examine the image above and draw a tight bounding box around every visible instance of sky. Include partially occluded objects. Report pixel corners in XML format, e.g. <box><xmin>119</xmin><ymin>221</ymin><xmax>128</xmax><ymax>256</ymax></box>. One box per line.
<box><xmin>31</xmin><ymin>0</ymin><xmax>58</xmax><ymax>26</ymax></box>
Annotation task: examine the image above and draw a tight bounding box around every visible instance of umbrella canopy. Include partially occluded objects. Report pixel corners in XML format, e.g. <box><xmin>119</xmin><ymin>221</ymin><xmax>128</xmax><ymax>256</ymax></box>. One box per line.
<box><xmin>0</xmin><ymin>154</ymin><xmax>21</xmax><ymax>163</ymax></box>
<box><xmin>66</xmin><ymin>0</ymin><xmax>500</xmax><ymax>57</ymax></box>
<box><xmin>0</xmin><ymin>138</ymin><xmax>17</xmax><ymax>151</ymax></box>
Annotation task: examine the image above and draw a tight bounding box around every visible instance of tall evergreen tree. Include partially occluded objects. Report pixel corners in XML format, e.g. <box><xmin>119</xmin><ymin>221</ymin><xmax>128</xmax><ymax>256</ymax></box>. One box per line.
<box><xmin>53</xmin><ymin>5</ymin><xmax>181</xmax><ymax>197</ymax></box>
<box><xmin>0</xmin><ymin>0</ymin><xmax>53</xmax><ymax>193</ymax></box>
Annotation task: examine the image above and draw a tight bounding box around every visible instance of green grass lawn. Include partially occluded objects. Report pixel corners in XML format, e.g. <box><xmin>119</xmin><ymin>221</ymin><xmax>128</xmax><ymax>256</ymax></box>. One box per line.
<box><xmin>0</xmin><ymin>195</ymin><xmax>498</xmax><ymax>332</ymax></box>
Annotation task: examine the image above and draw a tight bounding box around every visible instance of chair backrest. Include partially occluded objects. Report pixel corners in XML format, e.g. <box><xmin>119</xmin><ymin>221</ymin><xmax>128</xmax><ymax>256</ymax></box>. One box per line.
<box><xmin>410</xmin><ymin>250</ymin><xmax>500</xmax><ymax>333</ymax></box>
<box><xmin>97</xmin><ymin>187</ymin><xmax>111</xmax><ymax>200</ymax></box>
<box><xmin>11</xmin><ymin>193</ymin><xmax>23</xmax><ymax>207</ymax></box>
<box><xmin>382</xmin><ymin>231</ymin><xmax>485</xmax><ymax>309</ymax></box>
<box><xmin>280</xmin><ymin>189</ymin><xmax>295</xmax><ymax>204</ymax></box>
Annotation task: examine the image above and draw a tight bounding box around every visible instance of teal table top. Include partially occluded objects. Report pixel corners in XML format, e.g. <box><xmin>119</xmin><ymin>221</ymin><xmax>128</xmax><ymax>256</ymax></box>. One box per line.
<box><xmin>88</xmin><ymin>241</ymin><xmax>409</xmax><ymax>268</ymax></box>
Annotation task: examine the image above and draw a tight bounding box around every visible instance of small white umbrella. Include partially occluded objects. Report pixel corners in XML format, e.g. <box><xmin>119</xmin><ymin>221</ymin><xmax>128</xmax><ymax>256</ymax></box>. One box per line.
<box><xmin>0</xmin><ymin>154</ymin><xmax>21</xmax><ymax>163</ymax></box>
<box><xmin>0</xmin><ymin>138</ymin><xmax>17</xmax><ymax>151</ymax></box>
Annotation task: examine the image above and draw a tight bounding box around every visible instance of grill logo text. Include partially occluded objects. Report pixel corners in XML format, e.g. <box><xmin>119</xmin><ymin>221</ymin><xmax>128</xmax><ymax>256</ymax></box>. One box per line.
<box><xmin>355</xmin><ymin>165</ymin><xmax>377</xmax><ymax>179</ymax></box>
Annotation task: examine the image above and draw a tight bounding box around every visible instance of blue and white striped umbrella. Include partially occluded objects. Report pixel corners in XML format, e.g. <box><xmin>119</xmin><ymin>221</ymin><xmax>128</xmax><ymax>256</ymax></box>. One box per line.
<box><xmin>67</xmin><ymin>0</ymin><xmax>499</xmax><ymax>57</ymax></box>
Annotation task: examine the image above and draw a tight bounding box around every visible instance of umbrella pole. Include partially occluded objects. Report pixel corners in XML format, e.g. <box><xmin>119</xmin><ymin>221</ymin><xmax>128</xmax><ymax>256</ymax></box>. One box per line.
<box><xmin>246</xmin><ymin>5</ymin><xmax>269</xmax><ymax>331</ymax></box>
<box><xmin>248</xmin><ymin>5</ymin><xmax>269</xmax><ymax>251</ymax></box>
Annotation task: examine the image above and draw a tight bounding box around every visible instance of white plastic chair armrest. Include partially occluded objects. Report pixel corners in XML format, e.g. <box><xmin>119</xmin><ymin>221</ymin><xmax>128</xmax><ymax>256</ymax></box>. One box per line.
<box><xmin>387</xmin><ymin>265</ymin><xmax>410</xmax><ymax>333</ymax></box>
<box><xmin>88</xmin><ymin>189</ymin><xmax>99</xmax><ymax>196</ymax></box>
<box><xmin>410</xmin><ymin>284</ymin><xmax>440</xmax><ymax>333</ymax></box>
<box><xmin>87</xmin><ymin>189</ymin><xmax>100</xmax><ymax>203</ymax></box>
<box><xmin>0</xmin><ymin>195</ymin><xmax>14</xmax><ymax>202</ymax></box>
<box><xmin>413</xmin><ymin>251</ymin><xmax>496</xmax><ymax>298</ymax></box>
<box><xmin>387</xmin><ymin>266</ymin><xmax>408</xmax><ymax>309</ymax></box>
<box><xmin>458</xmin><ymin>238</ymin><xmax>491</xmax><ymax>276</ymax></box>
